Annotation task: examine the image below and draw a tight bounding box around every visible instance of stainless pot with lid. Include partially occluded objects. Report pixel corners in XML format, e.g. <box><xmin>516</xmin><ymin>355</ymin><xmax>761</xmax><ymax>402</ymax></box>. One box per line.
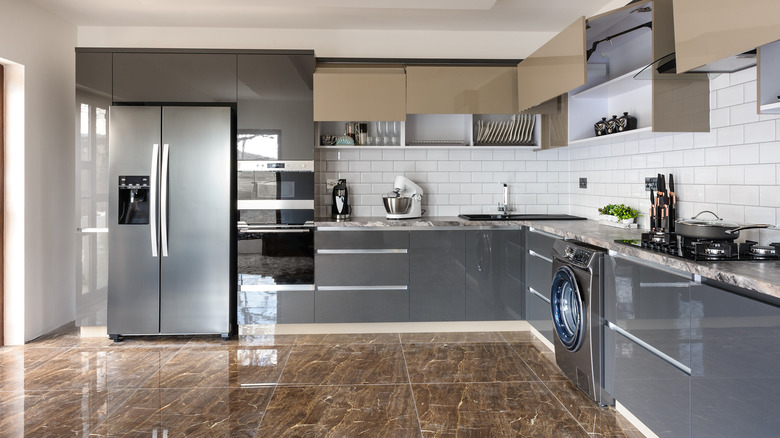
<box><xmin>675</xmin><ymin>211</ymin><xmax>772</xmax><ymax>240</ymax></box>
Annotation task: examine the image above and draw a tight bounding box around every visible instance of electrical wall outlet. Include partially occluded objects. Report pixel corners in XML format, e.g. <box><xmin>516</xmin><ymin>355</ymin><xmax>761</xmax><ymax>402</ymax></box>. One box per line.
<box><xmin>645</xmin><ymin>177</ymin><xmax>657</xmax><ymax>191</ymax></box>
<box><xmin>326</xmin><ymin>179</ymin><xmax>338</xmax><ymax>191</ymax></box>
<box><xmin>579</xmin><ymin>178</ymin><xmax>587</xmax><ymax>189</ymax></box>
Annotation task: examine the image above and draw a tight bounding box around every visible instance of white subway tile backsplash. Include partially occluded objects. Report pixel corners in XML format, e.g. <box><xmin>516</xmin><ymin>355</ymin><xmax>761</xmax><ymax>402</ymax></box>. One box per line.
<box><xmin>730</xmin><ymin>103</ymin><xmax>760</xmax><ymax>125</ymax></box>
<box><xmin>705</xmin><ymin>146</ymin><xmax>731</xmax><ymax>165</ymax></box>
<box><xmin>760</xmin><ymin>185</ymin><xmax>780</xmax><ymax>207</ymax></box>
<box><xmin>717</xmin><ymin>166</ymin><xmax>745</xmax><ymax>185</ymax></box>
<box><xmin>437</xmin><ymin>161</ymin><xmax>460</xmax><ymax>172</ymax></box>
<box><xmin>694</xmin><ymin>167</ymin><xmax>718</xmax><ymax>184</ymax></box>
<box><xmin>705</xmin><ymin>185</ymin><xmax>730</xmax><ymax>203</ymax></box>
<box><xmin>717</xmin><ymin>84</ymin><xmax>744</xmax><ymax>108</ymax></box>
<box><xmin>730</xmin><ymin>144</ymin><xmax>760</xmax><ymax>165</ymax></box>
<box><xmin>730</xmin><ymin>66</ymin><xmax>756</xmax><ymax>85</ymax></box>
<box><xmin>745</xmin><ymin>206</ymin><xmax>777</xmax><ymax>226</ymax></box>
<box><xmin>744</xmin><ymin>120</ymin><xmax>776</xmax><ymax>144</ymax></box>
<box><xmin>730</xmin><ymin>185</ymin><xmax>760</xmax><ymax>206</ymax></box>
<box><xmin>744</xmin><ymin>164</ymin><xmax>776</xmax><ymax>185</ymax></box>
<box><xmin>404</xmin><ymin>149</ymin><xmax>428</xmax><ymax>160</ymax></box>
<box><xmin>716</xmin><ymin>125</ymin><xmax>745</xmax><ymax>146</ymax></box>
<box><xmin>760</xmin><ymin>142</ymin><xmax>780</xmax><ymax>163</ymax></box>
<box><xmin>710</xmin><ymin>107</ymin><xmax>731</xmax><ymax>128</ymax></box>
<box><xmin>382</xmin><ymin>150</ymin><xmax>405</xmax><ymax>160</ymax></box>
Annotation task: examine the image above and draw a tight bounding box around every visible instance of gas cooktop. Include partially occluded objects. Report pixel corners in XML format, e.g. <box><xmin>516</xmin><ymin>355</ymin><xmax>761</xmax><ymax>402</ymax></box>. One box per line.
<box><xmin>615</xmin><ymin>233</ymin><xmax>780</xmax><ymax>262</ymax></box>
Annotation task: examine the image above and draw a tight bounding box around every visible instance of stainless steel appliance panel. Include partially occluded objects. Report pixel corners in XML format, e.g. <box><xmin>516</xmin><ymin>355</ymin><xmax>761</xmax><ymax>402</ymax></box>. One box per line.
<box><xmin>159</xmin><ymin>107</ymin><xmax>231</xmax><ymax>334</ymax></box>
<box><xmin>108</xmin><ymin>106</ymin><xmax>162</xmax><ymax>335</ymax></box>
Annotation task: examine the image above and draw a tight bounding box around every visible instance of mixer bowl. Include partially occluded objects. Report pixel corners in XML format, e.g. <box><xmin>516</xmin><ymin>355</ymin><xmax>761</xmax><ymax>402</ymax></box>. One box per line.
<box><xmin>383</xmin><ymin>196</ymin><xmax>412</xmax><ymax>214</ymax></box>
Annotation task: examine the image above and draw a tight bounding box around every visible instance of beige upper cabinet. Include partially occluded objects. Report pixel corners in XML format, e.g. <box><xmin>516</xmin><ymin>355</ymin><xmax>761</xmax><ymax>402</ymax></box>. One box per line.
<box><xmin>405</xmin><ymin>66</ymin><xmax>518</xmax><ymax>114</ymax></box>
<box><xmin>313</xmin><ymin>66</ymin><xmax>406</xmax><ymax>121</ymax></box>
<box><xmin>516</xmin><ymin>17</ymin><xmax>586</xmax><ymax>112</ymax></box>
<box><xmin>674</xmin><ymin>0</ymin><xmax>780</xmax><ymax>73</ymax></box>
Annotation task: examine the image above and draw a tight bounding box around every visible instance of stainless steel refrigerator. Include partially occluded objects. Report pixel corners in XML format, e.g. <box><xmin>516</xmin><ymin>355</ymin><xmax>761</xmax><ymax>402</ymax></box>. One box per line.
<box><xmin>107</xmin><ymin>106</ymin><xmax>234</xmax><ymax>339</ymax></box>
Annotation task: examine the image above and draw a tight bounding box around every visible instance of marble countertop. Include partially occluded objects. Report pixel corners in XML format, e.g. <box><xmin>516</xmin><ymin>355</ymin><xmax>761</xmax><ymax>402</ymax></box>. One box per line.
<box><xmin>315</xmin><ymin>216</ymin><xmax>780</xmax><ymax>301</ymax></box>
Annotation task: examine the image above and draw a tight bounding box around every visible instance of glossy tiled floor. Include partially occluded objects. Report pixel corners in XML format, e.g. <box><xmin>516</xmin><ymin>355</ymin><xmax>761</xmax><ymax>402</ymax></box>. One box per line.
<box><xmin>0</xmin><ymin>326</ymin><xmax>643</xmax><ymax>437</ymax></box>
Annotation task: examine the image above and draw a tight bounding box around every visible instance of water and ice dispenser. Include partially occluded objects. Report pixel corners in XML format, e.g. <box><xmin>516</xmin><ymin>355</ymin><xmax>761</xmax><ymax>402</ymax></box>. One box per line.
<box><xmin>117</xmin><ymin>175</ymin><xmax>150</xmax><ymax>224</ymax></box>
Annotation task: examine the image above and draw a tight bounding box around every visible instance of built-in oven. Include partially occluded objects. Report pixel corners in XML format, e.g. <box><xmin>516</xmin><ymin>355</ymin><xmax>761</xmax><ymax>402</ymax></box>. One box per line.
<box><xmin>237</xmin><ymin>160</ymin><xmax>315</xmax><ymax>324</ymax></box>
<box><xmin>237</xmin><ymin>160</ymin><xmax>314</xmax><ymax>225</ymax></box>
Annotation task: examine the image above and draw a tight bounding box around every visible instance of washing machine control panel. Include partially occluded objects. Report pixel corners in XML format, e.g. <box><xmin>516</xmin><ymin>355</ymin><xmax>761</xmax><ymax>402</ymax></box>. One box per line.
<box><xmin>563</xmin><ymin>246</ymin><xmax>592</xmax><ymax>267</ymax></box>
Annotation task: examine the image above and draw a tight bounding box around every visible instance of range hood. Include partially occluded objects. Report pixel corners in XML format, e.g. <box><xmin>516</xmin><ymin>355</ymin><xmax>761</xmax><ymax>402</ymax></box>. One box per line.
<box><xmin>634</xmin><ymin>50</ymin><xmax>757</xmax><ymax>79</ymax></box>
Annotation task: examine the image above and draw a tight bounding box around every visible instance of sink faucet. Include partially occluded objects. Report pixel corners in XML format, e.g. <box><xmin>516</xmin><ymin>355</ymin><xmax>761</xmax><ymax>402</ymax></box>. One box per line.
<box><xmin>498</xmin><ymin>182</ymin><xmax>512</xmax><ymax>215</ymax></box>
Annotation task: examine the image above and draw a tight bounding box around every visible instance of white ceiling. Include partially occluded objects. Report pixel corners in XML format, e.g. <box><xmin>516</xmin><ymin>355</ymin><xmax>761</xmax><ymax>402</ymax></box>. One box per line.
<box><xmin>32</xmin><ymin>0</ymin><xmax>624</xmax><ymax>32</ymax></box>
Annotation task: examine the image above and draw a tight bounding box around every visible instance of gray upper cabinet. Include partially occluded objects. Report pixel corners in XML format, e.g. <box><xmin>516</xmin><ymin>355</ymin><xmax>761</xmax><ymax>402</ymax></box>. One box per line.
<box><xmin>237</xmin><ymin>54</ymin><xmax>315</xmax><ymax>160</ymax></box>
<box><xmin>690</xmin><ymin>280</ymin><xmax>780</xmax><ymax>438</ymax></box>
<box><xmin>76</xmin><ymin>52</ymin><xmax>112</xmax><ymax>99</ymax></box>
<box><xmin>409</xmin><ymin>230</ymin><xmax>466</xmax><ymax>321</ymax></box>
<box><xmin>465</xmin><ymin>230</ymin><xmax>524</xmax><ymax>321</ymax></box>
<box><xmin>113</xmin><ymin>53</ymin><xmax>237</xmax><ymax>102</ymax></box>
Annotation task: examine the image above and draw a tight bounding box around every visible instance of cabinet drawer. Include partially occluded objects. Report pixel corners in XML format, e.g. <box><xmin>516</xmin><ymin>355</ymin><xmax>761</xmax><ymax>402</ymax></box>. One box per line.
<box><xmin>315</xmin><ymin>230</ymin><xmax>409</xmax><ymax>250</ymax></box>
<box><xmin>527</xmin><ymin>293</ymin><xmax>553</xmax><ymax>344</ymax></box>
<box><xmin>238</xmin><ymin>289</ymin><xmax>314</xmax><ymax>324</ymax></box>
<box><xmin>315</xmin><ymin>253</ymin><xmax>408</xmax><ymax>287</ymax></box>
<box><xmin>607</xmin><ymin>329</ymin><xmax>690</xmax><ymax>438</ymax></box>
<box><xmin>315</xmin><ymin>288</ymin><xmax>409</xmax><ymax>323</ymax></box>
<box><xmin>527</xmin><ymin>253</ymin><xmax>553</xmax><ymax>298</ymax></box>
<box><xmin>526</xmin><ymin>229</ymin><xmax>560</xmax><ymax>257</ymax></box>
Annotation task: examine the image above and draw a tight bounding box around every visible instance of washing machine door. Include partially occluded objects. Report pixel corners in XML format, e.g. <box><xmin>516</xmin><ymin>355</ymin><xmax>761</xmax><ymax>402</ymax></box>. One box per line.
<box><xmin>551</xmin><ymin>265</ymin><xmax>585</xmax><ymax>352</ymax></box>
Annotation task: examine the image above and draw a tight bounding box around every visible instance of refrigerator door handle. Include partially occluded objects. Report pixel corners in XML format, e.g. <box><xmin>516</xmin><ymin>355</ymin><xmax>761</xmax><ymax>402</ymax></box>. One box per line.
<box><xmin>150</xmin><ymin>143</ymin><xmax>159</xmax><ymax>257</ymax></box>
<box><xmin>161</xmin><ymin>143</ymin><xmax>170</xmax><ymax>257</ymax></box>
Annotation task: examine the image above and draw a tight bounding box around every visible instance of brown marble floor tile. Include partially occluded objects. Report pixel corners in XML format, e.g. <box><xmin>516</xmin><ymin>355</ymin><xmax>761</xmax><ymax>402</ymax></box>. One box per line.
<box><xmin>0</xmin><ymin>347</ymin><xmax>69</xmax><ymax>390</ymax></box>
<box><xmin>230</xmin><ymin>345</ymin><xmax>292</xmax><ymax>387</ymax></box>
<box><xmin>413</xmin><ymin>382</ymin><xmax>588</xmax><ymax>437</ymax></box>
<box><xmin>295</xmin><ymin>333</ymin><xmax>400</xmax><ymax>346</ymax></box>
<box><xmin>257</xmin><ymin>384</ymin><xmax>421</xmax><ymax>437</ymax></box>
<box><xmin>0</xmin><ymin>389</ymin><xmax>113</xmax><ymax>436</ymax></box>
<box><xmin>544</xmin><ymin>380</ymin><xmax>640</xmax><ymax>437</ymax></box>
<box><xmin>499</xmin><ymin>330</ymin><xmax>537</xmax><ymax>343</ymax></box>
<box><xmin>400</xmin><ymin>332</ymin><xmax>505</xmax><ymax>344</ymax></box>
<box><xmin>22</xmin><ymin>348</ymin><xmax>109</xmax><ymax>391</ymax></box>
<box><xmin>110</xmin><ymin>335</ymin><xmax>196</xmax><ymax>347</ymax></box>
<box><xmin>403</xmin><ymin>342</ymin><xmax>539</xmax><ymax>384</ymax></box>
<box><xmin>279</xmin><ymin>344</ymin><xmax>408</xmax><ymax>385</ymax></box>
<box><xmin>91</xmin><ymin>386</ymin><xmax>274</xmax><ymax>437</ymax></box>
<box><xmin>143</xmin><ymin>348</ymin><xmax>232</xmax><ymax>389</ymax></box>
<box><xmin>509</xmin><ymin>342</ymin><xmax>568</xmax><ymax>381</ymax></box>
<box><xmin>236</xmin><ymin>333</ymin><xmax>299</xmax><ymax>346</ymax></box>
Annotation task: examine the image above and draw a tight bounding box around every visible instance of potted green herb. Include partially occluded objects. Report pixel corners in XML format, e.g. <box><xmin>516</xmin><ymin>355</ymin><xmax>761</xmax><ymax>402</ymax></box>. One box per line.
<box><xmin>598</xmin><ymin>204</ymin><xmax>639</xmax><ymax>225</ymax></box>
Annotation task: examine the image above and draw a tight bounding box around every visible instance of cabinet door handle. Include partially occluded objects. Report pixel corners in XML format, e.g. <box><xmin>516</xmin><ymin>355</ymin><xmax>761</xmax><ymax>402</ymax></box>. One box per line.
<box><xmin>606</xmin><ymin>321</ymin><xmax>691</xmax><ymax>376</ymax></box>
<box><xmin>316</xmin><ymin>249</ymin><xmax>408</xmax><ymax>254</ymax></box>
<box><xmin>528</xmin><ymin>249</ymin><xmax>553</xmax><ymax>263</ymax></box>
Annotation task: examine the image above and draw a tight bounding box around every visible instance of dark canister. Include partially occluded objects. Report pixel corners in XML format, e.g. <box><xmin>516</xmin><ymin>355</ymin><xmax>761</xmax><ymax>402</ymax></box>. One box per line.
<box><xmin>606</xmin><ymin>115</ymin><xmax>618</xmax><ymax>134</ymax></box>
<box><xmin>616</xmin><ymin>112</ymin><xmax>637</xmax><ymax>132</ymax></box>
<box><xmin>594</xmin><ymin>117</ymin><xmax>608</xmax><ymax>136</ymax></box>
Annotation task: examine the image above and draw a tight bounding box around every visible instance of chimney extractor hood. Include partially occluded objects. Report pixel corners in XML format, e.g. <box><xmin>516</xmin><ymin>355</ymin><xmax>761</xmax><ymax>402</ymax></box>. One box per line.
<box><xmin>634</xmin><ymin>51</ymin><xmax>756</xmax><ymax>80</ymax></box>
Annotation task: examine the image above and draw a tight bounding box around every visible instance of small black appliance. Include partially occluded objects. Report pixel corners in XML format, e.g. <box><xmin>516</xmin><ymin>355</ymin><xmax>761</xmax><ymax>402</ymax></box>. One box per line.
<box><xmin>331</xmin><ymin>178</ymin><xmax>351</xmax><ymax>220</ymax></box>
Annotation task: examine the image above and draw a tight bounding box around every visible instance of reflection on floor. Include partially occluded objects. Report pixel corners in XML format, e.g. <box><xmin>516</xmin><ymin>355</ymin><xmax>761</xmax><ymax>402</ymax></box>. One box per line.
<box><xmin>0</xmin><ymin>326</ymin><xmax>643</xmax><ymax>437</ymax></box>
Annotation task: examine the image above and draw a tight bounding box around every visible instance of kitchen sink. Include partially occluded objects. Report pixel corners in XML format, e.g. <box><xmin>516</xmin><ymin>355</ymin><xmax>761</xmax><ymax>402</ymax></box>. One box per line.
<box><xmin>458</xmin><ymin>214</ymin><xmax>587</xmax><ymax>221</ymax></box>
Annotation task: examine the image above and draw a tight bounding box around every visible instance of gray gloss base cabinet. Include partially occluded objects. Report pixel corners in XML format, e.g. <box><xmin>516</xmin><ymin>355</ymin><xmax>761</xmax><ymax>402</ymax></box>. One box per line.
<box><xmin>524</xmin><ymin>229</ymin><xmax>561</xmax><ymax>342</ymax></box>
<box><xmin>314</xmin><ymin>231</ymin><xmax>410</xmax><ymax>323</ymax></box>
<box><xmin>238</xmin><ymin>290</ymin><xmax>314</xmax><ymax>325</ymax></box>
<box><xmin>690</xmin><ymin>281</ymin><xmax>780</xmax><ymax>438</ymax></box>
<box><xmin>409</xmin><ymin>230</ymin><xmax>466</xmax><ymax>321</ymax></box>
<box><xmin>465</xmin><ymin>230</ymin><xmax>524</xmax><ymax>320</ymax></box>
<box><xmin>603</xmin><ymin>255</ymin><xmax>692</xmax><ymax>437</ymax></box>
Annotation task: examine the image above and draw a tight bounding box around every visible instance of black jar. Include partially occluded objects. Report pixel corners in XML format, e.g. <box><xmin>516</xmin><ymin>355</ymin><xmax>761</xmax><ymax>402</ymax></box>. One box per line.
<box><xmin>594</xmin><ymin>117</ymin><xmax>608</xmax><ymax>136</ymax></box>
<box><xmin>606</xmin><ymin>115</ymin><xmax>618</xmax><ymax>134</ymax></box>
<box><xmin>616</xmin><ymin>112</ymin><xmax>637</xmax><ymax>132</ymax></box>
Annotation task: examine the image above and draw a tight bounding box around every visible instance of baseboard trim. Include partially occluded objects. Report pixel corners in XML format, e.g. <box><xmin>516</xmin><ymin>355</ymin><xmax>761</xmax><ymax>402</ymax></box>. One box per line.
<box><xmin>615</xmin><ymin>401</ymin><xmax>656</xmax><ymax>438</ymax></box>
<box><xmin>240</xmin><ymin>320</ymin><xmax>529</xmax><ymax>335</ymax></box>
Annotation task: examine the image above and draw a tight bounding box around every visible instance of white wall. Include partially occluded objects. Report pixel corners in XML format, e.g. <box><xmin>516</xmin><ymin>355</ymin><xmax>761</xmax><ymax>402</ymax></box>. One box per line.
<box><xmin>0</xmin><ymin>0</ymin><xmax>76</xmax><ymax>343</ymax></box>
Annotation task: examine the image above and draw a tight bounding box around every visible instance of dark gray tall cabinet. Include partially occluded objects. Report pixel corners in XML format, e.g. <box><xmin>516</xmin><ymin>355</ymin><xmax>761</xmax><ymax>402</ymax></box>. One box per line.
<box><xmin>409</xmin><ymin>230</ymin><xmax>466</xmax><ymax>321</ymax></box>
<box><xmin>465</xmin><ymin>229</ymin><xmax>524</xmax><ymax>320</ymax></box>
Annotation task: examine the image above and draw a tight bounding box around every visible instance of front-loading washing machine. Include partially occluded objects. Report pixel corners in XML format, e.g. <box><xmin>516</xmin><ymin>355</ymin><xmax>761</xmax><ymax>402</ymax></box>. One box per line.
<box><xmin>550</xmin><ymin>239</ymin><xmax>608</xmax><ymax>405</ymax></box>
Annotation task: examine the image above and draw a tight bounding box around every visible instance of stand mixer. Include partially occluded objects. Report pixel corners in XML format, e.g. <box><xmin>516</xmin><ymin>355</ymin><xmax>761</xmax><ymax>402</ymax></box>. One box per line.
<box><xmin>383</xmin><ymin>176</ymin><xmax>423</xmax><ymax>219</ymax></box>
